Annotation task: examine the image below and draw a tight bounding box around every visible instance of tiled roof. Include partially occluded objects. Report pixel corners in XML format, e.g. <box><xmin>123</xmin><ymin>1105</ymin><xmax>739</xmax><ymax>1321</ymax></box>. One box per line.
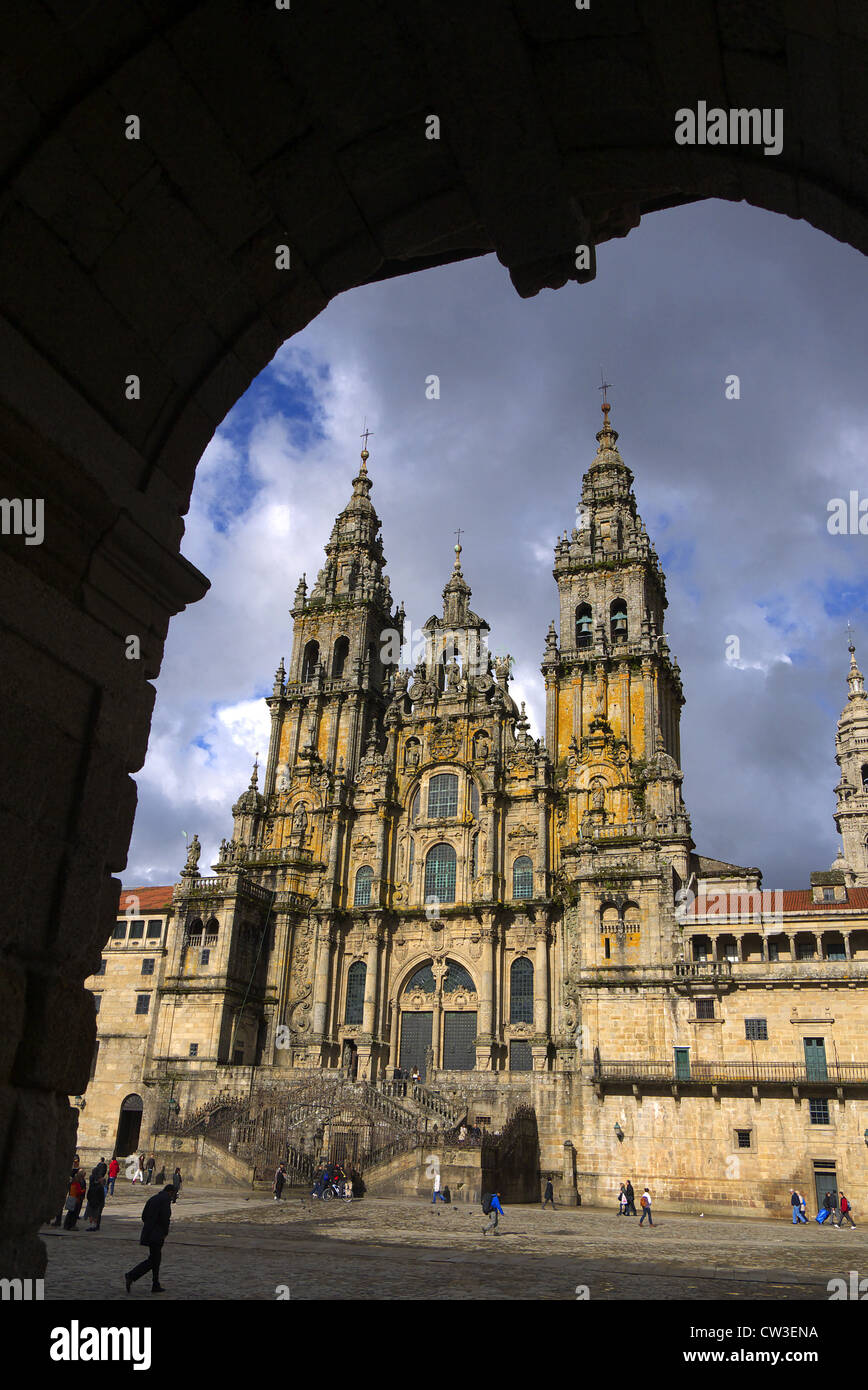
<box><xmin>688</xmin><ymin>888</ymin><xmax>868</xmax><ymax>916</ymax></box>
<box><xmin>118</xmin><ymin>886</ymin><xmax>174</xmax><ymax>913</ymax></box>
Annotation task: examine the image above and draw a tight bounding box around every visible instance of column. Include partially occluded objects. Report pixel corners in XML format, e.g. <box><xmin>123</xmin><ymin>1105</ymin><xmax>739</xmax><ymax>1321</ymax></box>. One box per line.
<box><xmin>312</xmin><ymin>920</ymin><xmax>335</xmax><ymax>1039</ymax></box>
<box><xmin>536</xmin><ymin>792</ymin><xmax>548</xmax><ymax>897</ymax></box>
<box><xmin>362</xmin><ymin>930</ymin><xmax>381</xmax><ymax>1036</ymax></box>
<box><xmin>534</xmin><ymin>924</ymin><xmax>550</xmax><ymax>1036</ymax></box>
<box><xmin>263</xmin><ymin>703</ymin><xmax>282</xmax><ymax>797</ymax></box>
<box><xmin>475</xmin><ymin>923</ymin><xmax>497</xmax><ymax>1070</ymax></box>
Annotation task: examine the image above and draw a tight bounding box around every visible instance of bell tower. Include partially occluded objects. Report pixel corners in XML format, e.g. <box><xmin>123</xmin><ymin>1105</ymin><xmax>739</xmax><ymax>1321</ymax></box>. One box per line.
<box><xmin>263</xmin><ymin>437</ymin><xmax>404</xmax><ymax>794</ymax></box>
<box><xmin>543</xmin><ymin>397</ymin><xmax>692</xmax><ymax>900</ymax></box>
<box><xmin>833</xmin><ymin>637</ymin><xmax>868</xmax><ymax>884</ymax></box>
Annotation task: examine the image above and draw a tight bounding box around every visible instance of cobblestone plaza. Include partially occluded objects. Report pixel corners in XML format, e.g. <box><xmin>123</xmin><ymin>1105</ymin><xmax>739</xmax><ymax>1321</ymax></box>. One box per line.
<box><xmin>40</xmin><ymin>1186</ymin><xmax>868</xmax><ymax>1302</ymax></box>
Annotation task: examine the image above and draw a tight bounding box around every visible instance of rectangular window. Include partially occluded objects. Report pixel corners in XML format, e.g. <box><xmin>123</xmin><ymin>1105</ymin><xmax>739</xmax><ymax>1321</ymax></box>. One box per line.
<box><xmin>135</xmin><ymin>994</ymin><xmax>150</xmax><ymax>1015</ymax></box>
<box><xmin>767</xmin><ymin>940</ymin><xmax>780</xmax><ymax>961</ymax></box>
<box><xmin>200</xmin><ymin>948</ymin><xmax>210</xmax><ymax>965</ymax></box>
<box><xmin>509</xmin><ymin>1039</ymin><xmax>533</xmax><ymax>1072</ymax></box>
<box><xmin>428</xmin><ymin>774</ymin><xmax>459</xmax><ymax>819</ymax></box>
<box><xmin>89</xmin><ymin>1040</ymin><xmax>100</xmax><ymax>1081</ymax></box>
<box><xmin>189</xmin><ymin>1043</ymin><xmax>198</xmax><ymax>1057</ymax></box>
<box><xmin>695</xmin><ymin>997</ymin><xmax>715</xmax><ymax>1020</ymax></box>
<box><xmin>824</xmin><ymin>941</ymin><xmax>846</xmax><ymax>961</ymax></box>
<box><xmin>736</xmin><ymin>1129</ymin><xmax>752</xmax><ymax>1149</ymax></box>
<box><xmin>796</xmin><ymin>940</ymin><xmax>815</xmax><ymax>960</ymax></box>
<box><xmin>128</xmin><ymin>919</ymin><xmax>145</xmax><ymax>940</ymax></box>
<box><xmin>146</xmin><ymin>919</ymin><xmax>163</xmax><ymax>939</ymax></box>
<box><xmin>95</xmin><ymin>959</ymin><xmax>106</xmax><ymax>975</ymax></box>
<box><xmin>92</xmin><ymin>993</ymin><xmax>101</xmax><ymax>1014</ymax></box>
<box><xmin>745</xmin><ymin>1018</ymin><xmax>768</xmax><ymax>1040</ymax></box>
<box><xmin>141</xmin><ymin>958</ymin><xmax>155</xmax><ymax>976</ymax></box>
<box><xmin>809</xmin><ymin>1098</ymin><xmax>830</xmax><ymax>1125</ymax></box>
<box><xmin>604</xmin><ymin>937</ymin><xmax>610</xmax><ymax>959</ymax></box>
<box><xmin>113</xmin><ymin>921</ymin><xmax>127</xmax><ymax>940</ymax></box>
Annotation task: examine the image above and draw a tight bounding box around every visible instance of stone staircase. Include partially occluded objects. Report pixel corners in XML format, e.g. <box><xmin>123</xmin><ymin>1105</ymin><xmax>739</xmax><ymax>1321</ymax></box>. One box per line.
<box><xmin>154</xmin><ymin>1070</ymin><xmax>469</xmax><ymax>1187</ymax></box>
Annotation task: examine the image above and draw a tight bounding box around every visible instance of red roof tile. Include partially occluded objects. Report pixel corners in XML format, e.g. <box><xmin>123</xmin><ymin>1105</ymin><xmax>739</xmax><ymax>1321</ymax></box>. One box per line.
<box><xmin>688</xmin><ymin>887</ymin><xmax>868</xmax><ymax>916</ymax></box>
<box><xmin>118</xmin><ymin>886</ymin><xmax>174</xmax><ymax>913</ymax></box>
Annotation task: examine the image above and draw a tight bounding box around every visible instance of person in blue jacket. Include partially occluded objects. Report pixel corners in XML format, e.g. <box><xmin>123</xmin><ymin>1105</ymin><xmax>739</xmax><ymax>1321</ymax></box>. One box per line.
<box><xmin>483</xmin><ymin>1191</ymin><xmax>504</xmax><ymax>1234</ymax></box>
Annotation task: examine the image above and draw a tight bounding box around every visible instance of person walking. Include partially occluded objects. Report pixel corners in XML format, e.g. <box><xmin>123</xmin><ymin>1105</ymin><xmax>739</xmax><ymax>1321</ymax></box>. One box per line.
<box><xmin>618</xmin><ymin>1182</ymin><xmax>627</xmax><ymax>1216</ymax></box>
<box><xmin>837</xmin><ymin>1192</ymin><xmax>856</xmax><ymax>1228</ymax></box>
<box><xmin>432</xmin><ymin>1171</ymin><xmax>446</xmax><ymax>1205</ymax></box>
<box><xmin>542</xmin><ymin>1178</ymin><xmax>555</xmax><ymax>1210</ymax></box>
<box><xmin>625</xmin><ymin>1180</ymin><xmax>637</xmax><ymax>1216</ymax></box>
<box><xmin>273</xmin><ymin>1163</ymin><xmax>287</xmax><ymax>1201</ymax></box>
<box><xmin>145</xmin><ymin>1155</ymin><xmax>156</xmax><ymax>1185</ymax></box>
<box><xmin>106</xmin><ymin>1157</ymin><xmax>119</xmax><ymax>1196</ymax></box>
<box><xmin>124</xmin><ymin>1184</ymin><xmax>175</xmax><ymax>1294</ymax></box>
<box><xmin>131</xmin><ymin>1155</ymin><xmax>144</xmax><ymax>1184</ymax></box>
<box><xmin>823</xmin><ymin>1190</ymin><xmax>838</xmax><ymax>1227</ymax></box>
<box><xmin>638</xmin><ymin>1187</ymin><xmax>654</xmax><ymax>1226</ymax></box>
<box><xmin>171</xmin><ymin>1167</ymin><xmax>183</xmax><ymax>1198</ymax></box>
<box><xmin>790</xmin><ymin>1189</ymin><xmax>807</xmax><ymax>1224</ymax></box>
<box><xmin>85</xmin><ymin>1170</ymin><xmax>106</xmax><ymax>1231</ymax></box>
<box><xmin>483</xmin><ymin>1191</ymin><xmax>504</xmax><ymax>1234</ymax></box>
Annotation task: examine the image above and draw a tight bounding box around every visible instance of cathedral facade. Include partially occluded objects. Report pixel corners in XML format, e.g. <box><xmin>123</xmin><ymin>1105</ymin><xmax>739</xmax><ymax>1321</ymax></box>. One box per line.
<box><xmin>79</xmin><ymin>408</ymin><xmax>868</xmax><ymax>1214</ymax></box>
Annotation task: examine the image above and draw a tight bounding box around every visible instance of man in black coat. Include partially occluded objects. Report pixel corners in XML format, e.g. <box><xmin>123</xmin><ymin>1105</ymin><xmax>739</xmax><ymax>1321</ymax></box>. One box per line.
<box><xmin>124</xmin><ymin>1185</ymin><xmax>175</xmax><ymax>1293</ymax></box>
<box><xmin>624</xmin><ymin>1180</ymin><xmax>637</xmax><ymax>1216</ymax></box>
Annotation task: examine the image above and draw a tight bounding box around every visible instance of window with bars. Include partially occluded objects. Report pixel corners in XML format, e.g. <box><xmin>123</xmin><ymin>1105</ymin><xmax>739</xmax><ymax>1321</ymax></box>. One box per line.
<box><xmin>809</xmin><ymin>1098</ymin><xmax>830</xmax><ymax>1125</ymax></box>
<box><xmin>695</xmin><ymin>997</ymin><xmax>715</xmax><ymax>1020</ymax></box>
<box><xmin>405</xmin><ymin>964</ymin><xmax>435</xmax><ymax>994</ymax></box>
<box><xmin>443</xmin><ymin>959</ymin><xmax>475</xmax><ymax>993</ymax></box>
<box><xmin>128</xmin><ymin>919</ymin><xmax>145</xmax><ymax>940</ymax></box>
<box><xmin>510</xmin><ymin>957</ymin><xmax>534</xmax><ymax>1023</ymax></box>
<box><xmin>513</xmin><ymin>856</ymin><xmax>533</xmax><ymax>899</ymax></box>
<box><xmin>141</xmin><ymin>959</ymin><xmax>155</xmax><ymax>976</ymax></box>
<box><xmin>344</xmin><ymin>961</ymin><xmax>366</xmax><ymax>1025</ymax></box>
<box><xmin>428</xmin><ymin>773</ymin><xmax>459</xmax><ymax>818</ymax></box>
<box><xmin>745</xmin><ymin>1018</ymin><xmax>768</xmax><ymax>1040</ymax></box>
<box><xmin>354</xmin><ymin>865</ymin><xmax>373</xmax><ymax>907</ymax></box>
<box><xmin>510</xmin><ymin>1039</ymin><xmax>533</xmax><ymax>1072</ymax></box>
<box><xmin>425</xmin><ymin>843</ymin><xmax>456</xmax><ymax>904</ymax></box>
<box><xmin>135</xmin><ymin>994</ymin><xmax>150</xmax><ymax>1015</ymax></box>
<box><xmin>189</xmin><ymin>1043</ymin><xmax>198</xmax><ymax>1057</ymax></box>
<box><xmin>736</xmin><ymin>1129</ymin><xmax>752</xmax><ymax>1149</ymax></box>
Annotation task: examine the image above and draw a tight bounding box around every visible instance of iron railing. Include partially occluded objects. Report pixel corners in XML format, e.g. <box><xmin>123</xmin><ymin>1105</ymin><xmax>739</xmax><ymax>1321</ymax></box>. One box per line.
<box><xmin>594</xmin><ymin>1059</ymin><xmax>868</xmax><ymax>1085</ymax></box>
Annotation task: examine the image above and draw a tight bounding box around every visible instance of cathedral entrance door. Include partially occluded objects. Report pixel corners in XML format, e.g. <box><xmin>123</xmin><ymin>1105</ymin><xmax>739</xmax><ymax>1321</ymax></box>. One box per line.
<box><xmin>399</xmin><ymin>1012</ymin><xmax>432</xmax><ymax>1081</ymax></box>
<box><xmin>442</xmin><ymin>1012</ymin><xmax>477</xmax><ymax>1071</ymax></box>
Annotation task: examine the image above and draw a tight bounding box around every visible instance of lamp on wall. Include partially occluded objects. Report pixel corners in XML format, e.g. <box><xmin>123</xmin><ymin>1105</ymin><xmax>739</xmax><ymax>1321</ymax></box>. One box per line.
<box><xmin>614</xmin><ymin>1122</ymin><xmax>624</xmax><ymax>1141</ymax></box>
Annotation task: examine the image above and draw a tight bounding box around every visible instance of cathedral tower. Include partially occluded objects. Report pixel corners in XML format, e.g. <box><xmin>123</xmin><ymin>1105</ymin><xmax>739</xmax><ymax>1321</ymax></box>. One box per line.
<box><xmin>833</xmin><ymin>638</ymin><xmax>868</xmax><ymax>883</ymax></box>
<box><xmin>264</xmin><ymin>440</ymin><xmax>404</xmax><ymax>794</ymax></box>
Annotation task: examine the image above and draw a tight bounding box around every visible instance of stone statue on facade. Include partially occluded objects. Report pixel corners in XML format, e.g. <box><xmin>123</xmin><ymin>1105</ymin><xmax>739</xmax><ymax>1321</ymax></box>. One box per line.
<box><xmin>183</xmin><ymin>833</ymin><xmax>201</xmax><ymax>874</ymax></box>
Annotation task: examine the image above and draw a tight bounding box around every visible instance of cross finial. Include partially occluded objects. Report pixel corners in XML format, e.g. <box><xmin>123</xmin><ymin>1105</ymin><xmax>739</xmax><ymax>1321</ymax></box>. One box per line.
<box><xmin>599</xmin><ymin>368</ymin><xmax>613</xmax><ymax>404</ymax></box>
<box><xmin>847</xmin><ymin>619</ymin><xmax>856</xmax><ymax>653</ymax></box>
<box><xmin>360</xmin><ymin>419</ymin><xmax>374</xmax><ymax>450</ymax></box>
<box><xmin>453</xmin><ymin>526</ymin><xmax>463</xmax><ymax>566</ymax></box>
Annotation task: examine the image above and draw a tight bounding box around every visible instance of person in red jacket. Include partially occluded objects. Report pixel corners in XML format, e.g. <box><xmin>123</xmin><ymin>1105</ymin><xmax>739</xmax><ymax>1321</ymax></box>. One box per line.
<box><xmin>837</xmin><ymin>1191</ymin><xmax>856</xmax><ymax>1228</ymax></box>
<box><xmin>107</xmin><ymin>1157</ymin><xmax>120</xmax><ymax>1196</ymax></box>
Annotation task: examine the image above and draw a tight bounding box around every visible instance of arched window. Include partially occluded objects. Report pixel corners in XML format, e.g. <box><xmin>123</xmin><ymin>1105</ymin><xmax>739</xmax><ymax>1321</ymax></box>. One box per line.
<box><xmin>610</xmin><ymin>599</ymin><xmax>628</xmax><ymax>643</ymax></box>
<box><xmin>405</xmin><ymin>963</ymin><xmax>435</xmax><ymax>993</ymax></box>
<box><xmin>443</xmin><ymin>958</ymin><xmax>475</xmax><ymax>993</ymax></box>
<box><xmin>425</xmin><ymin>843</ymin><xmax>456</xmax><ymax>904</ymax></box>
<box><xmin>203</xmin><ymin>917</ymin><xmax>219</xmax><ymax>945</ymax></box>
<box><xmin>332</xmin><ymin>635</ymin><xmax>349</xmax><ymax>678</ymax></box>
<box><xmin>407</xmin><ymin>837</ymin><xmax>415</xmax><ymax>883</ymax></box>
<box><xmin>301</xmin><ymin>640</ymin><xmax>319</xmax><ymax>681</ymax></box>
<box><xmin>344</xmin><ymin>961</ymin><xmax>366</xmax><ymax>1024</ymax></box>
<box><xmin>576</xmin><ymin>603</ymin><xmax>592</xmax><ymax>649</ymax></box>
<box><xmin>410</xmin><ymin>787</ymin><xmax>421</xmax><ymax>821</ymax></box>
<box><xmin>428</xmin><ymin>772</ymin><xmax>458</xmax><ymax>818</ymax></box>
<box><xmin>513</xmin><ymin>855</ymin><xmax>534</xmax><ymax>900</ymax></box>
<box><xmin>353</xmin><ymin>865</ymin><xmax>373</xmax><ymax>907</ymax></box>
<box><xmin>510</xmin><ymin>957</ymin><xmax>534</xmax><ymax>1022</ymax></box>
<box><xmin>469</xmin><ymin>781</ymin><xmax>479</xmax><ymax>818</ymax></box>
<box><xmin>185</xmin><ymin>917</ymin><xmax>203</xmax><ymax>944</ymax></box>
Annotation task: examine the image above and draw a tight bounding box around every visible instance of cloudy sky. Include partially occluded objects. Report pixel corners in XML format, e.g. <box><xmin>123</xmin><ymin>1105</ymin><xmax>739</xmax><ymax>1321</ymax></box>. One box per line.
<box><xmin>127</xmin><ymin>197</ymin><xmax>868</xmax><ymax>892</ymax></box>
